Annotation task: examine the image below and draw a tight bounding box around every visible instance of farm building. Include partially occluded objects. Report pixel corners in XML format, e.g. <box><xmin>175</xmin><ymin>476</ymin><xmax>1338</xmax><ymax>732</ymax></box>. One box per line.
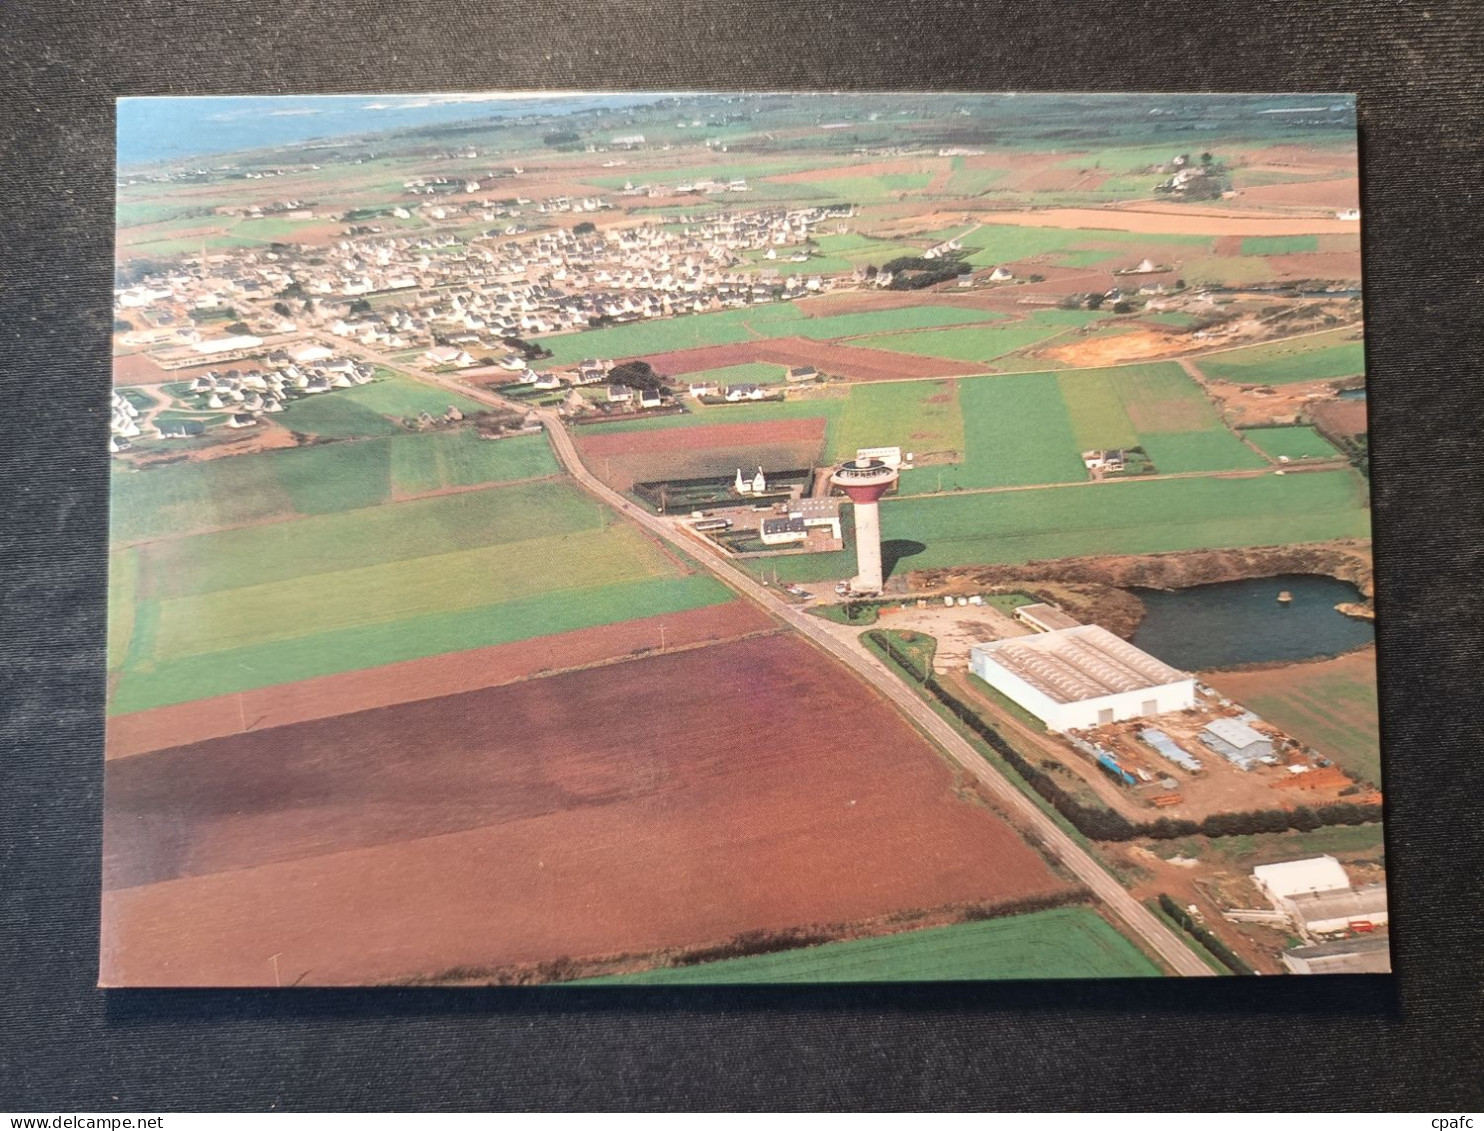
<box><xmin>786</xmin><ymin>365</ymin><xmax>820</xmax><ymax>383</ymax></box>
<box><xmin>1282</xmin><ymin>934</ymin><xmax>1391</xmax><ymax>975</ymax></box>
<box><xmin>789</xmin><ymin>497</ymin><xmax>842</xmax><ymax>540</ymax></box>
<box><xmin>1014</xmin><ymin>603</ymin><xmax>1082</xmax><ymax>634</ymax></box>
<box><xmin>1200</xmin><ymin>717</ymin><xmax>1274</xmax><ymax>769</ymax></box>
<box><xmin>760</xmin><ymin>516</ymin><xmax>808</xmax><ymax>546</ymax></box>
<box><xmin>968</xmin><ymin>625</ymin><xmax>1196</xmax><ymax>733</ymax></box>
<box><xmin>855</xmin><ymin>445</ymin><xmax>903</xmax><ymax>469</ymax></box>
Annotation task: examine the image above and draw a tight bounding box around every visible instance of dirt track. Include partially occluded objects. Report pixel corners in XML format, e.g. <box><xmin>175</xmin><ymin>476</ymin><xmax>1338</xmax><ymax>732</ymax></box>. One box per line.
<box><xmin>105</xmin><ymin>600</ymin><xmax>776</xmax><ymax>759</ymax></box>
<box><xmin>101</xmin><ymin>633</ymin><xmax>1067</xmax><ymax>986</ymax></box>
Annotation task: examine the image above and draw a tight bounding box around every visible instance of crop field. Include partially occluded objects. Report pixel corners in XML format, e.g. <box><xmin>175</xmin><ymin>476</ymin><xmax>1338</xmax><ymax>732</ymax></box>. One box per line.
<box><xmin>751</xmin><ymin>469</ymin><xmax>1372</xmax><ymax>583</ymax></box>
<box><xmin>855</xmin><ymin>309</ymin><xmax>1112</xmax><ymax>364</ymax></box>
<box><xmin>776</xmin><ymin>305</ymin><xmax>1009</xmax><ymax>341</ymax></box>
<box><xmin>580</xmin><ymin>907</ymin><xmax>1160</xmax><ymax>983</ymax></box>
<box><xmin>101</xmin><ymin>634</ymin><xmax>1069</xmax><ymax>986</ymax></box>
<box><xmin>1202</xmin><ymin>647</ymin><xmax>1381</xmax><ymax>785</ymax></box>
<box><xmin>894</xmin><ymin>363</ymin><xmax>1261</xmax><ymax>493</ymax></box>
<box><xmin>108</xmin><ymin>471</ymin><xmax>740</xmax><ymax>713</ymax></box>
<box><xmin>1245</xmin><ymin>425</ymin><xmax>1343</xmax><ymax>461</ymax></box>
<box><xmin>133</xmin><ymin>481</ymin><xmax>603</xmax><ymax>600</ymax></box>
<box><xmin>1240</xmin><ymin>235</ymin><xmax>1319</xmax><ymax>256</ymax></box>
<box><xmin>672</xmin><ymin>362</ymin><xmax>790</xmax><ymax>386</ymax></box>
<box><xmin>537</xmin><ymin>303</ymin><xmax>802</xmax><ymax>366</ymax></box>
<box><xmin>110</xmin><ymin>431</ymin><xmax>560</xmax><ymax>542</ymax></box>
<box><xmin>1193</xmin><ymin>329</ymin><xmax>1367</xmax><ymax>385</ymax></box>
<box><xmin>831</xmin><ymin>379</ymin><xmax>964</xmax><ymax>464</ymax></box>
<box><xmin>575</xmin><ymin>416</ymin><xmax>829</xmax><ymax>490</ymax></box>
<box><xmin>108</xmin><ymin>600</ymin><xmax>776</xmax><ymax>759</ymax></box>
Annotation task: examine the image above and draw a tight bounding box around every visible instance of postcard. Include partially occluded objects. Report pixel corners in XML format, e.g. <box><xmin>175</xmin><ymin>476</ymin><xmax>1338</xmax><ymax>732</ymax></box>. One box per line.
<box><xmin>103</xmin><ymin>91</ymin><xmax>1383</xmax><ymax>986</ymax></box>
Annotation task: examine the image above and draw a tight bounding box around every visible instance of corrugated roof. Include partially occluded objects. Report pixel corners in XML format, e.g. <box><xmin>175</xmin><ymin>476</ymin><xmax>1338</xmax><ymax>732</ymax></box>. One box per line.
<box><xmin>1016</xmin><ymin>603</ymin><xmax>1082</xmax><ymax>632</ymax></box>
<box><xmin>971</xmin><ymin>624</ymin><xmax>1189</xmax><ymax>704</ymax></box>
<box><xmin>1204</xmin><ymin>716</ymin><xmax>1269</xmax><ymax>749</ymax></box>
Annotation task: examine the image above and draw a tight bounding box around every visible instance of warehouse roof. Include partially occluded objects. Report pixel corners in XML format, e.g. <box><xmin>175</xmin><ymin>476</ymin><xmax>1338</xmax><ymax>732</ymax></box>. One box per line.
<box><xmin>1288</xmin><ymin>884</ymin><xmax>1389</xmax><ymax>927</ymax></box>
<box><xmin>1253</xmin><ymin>855</ymin><xmax>1350</xmax><ymax>899</ymax></box>
<box><xmin>971</xmin><ymin>624</ymin><xmax>1190</xmax><ymax>705</ymax></box>
<box><xmin>1282</xmin><ymin>933</ymin><xmax>1391</xmax><ymax>974</ymax></box>
<box><xmin>1205</xmin><ymin>717</ymin><xmax>1270</xmax><ymax>749</ymax></box>
<box><xmin>761</xmin><ymin>517</ymin><xmax>807</xmax><ymax>535</ymax></box>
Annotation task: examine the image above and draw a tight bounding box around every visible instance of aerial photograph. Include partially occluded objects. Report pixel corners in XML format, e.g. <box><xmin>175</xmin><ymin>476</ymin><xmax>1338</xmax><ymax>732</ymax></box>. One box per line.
<box><xmin>103</xmin><ymin>91</ymin><xmax>1384</xmax><ymax>986</ymax></box>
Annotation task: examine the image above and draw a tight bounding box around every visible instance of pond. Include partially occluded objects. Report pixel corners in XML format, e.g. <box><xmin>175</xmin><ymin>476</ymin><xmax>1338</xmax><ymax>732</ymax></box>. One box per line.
<box><xmin>1338</xmin><ymin>387</ymin><xmax>1368</xmax><ymax>400</ymax></box>
<box><xmin>1130</xmin><ymin>574</ymin><xmax>1374</xmax><ymax>671</ymax></box>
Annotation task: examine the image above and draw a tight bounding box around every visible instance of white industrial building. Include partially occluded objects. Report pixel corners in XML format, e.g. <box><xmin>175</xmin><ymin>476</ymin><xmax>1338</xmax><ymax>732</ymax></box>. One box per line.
<box><xmin>968</xmin><ymin>624</ymin><xmax>1196</xmax><ymax>733</ymax></box>
<box><xmin>1253</xmin><ymin>856</ymin><xmax>1389</xmax><ymax>939</ymax></box>
<box><xmin>1282</xmin><ymin>934</ymin><xmax>1390</xmax><ymax>975</ymax></box>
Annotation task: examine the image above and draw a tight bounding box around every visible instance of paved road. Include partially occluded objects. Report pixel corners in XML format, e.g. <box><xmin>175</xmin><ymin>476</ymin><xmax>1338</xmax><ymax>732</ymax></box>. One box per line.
<box><xmin>362</xmin><ymin>348</ymin><xmax>1215</xmax><ymax>976</ymax></box>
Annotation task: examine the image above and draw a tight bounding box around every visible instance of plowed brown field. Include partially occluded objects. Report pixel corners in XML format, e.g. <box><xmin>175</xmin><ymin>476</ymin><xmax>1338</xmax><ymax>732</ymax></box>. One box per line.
<box><xmin>645</xmin><ymin>336</ymin><xmax>982</xmax><ymax>382</ymax></box>
<box><xmin>106</xmin><ymin>601</ymin><xmax>776</xmax><ymax>759</ymax></box>
<box><xmin>101</xmin><ymin>633</ymin><xmax>1067</xmax><ymax>986</ymax></box>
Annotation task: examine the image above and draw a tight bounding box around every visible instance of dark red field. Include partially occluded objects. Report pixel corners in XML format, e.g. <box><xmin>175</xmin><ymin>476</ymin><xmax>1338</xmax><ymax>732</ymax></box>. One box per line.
<box><xmin>575</xmin><ymin>417</ymin><xmax>825</xmax><ymax>458</ymax></box>
<box><xmin>646</xmin><ymin>336</ymin><xmax>982</xmax><ymax>382</ymax></box>
<box><xmin>101</xmin><ymin>633</ymin><xmax>1067</xmax><ymax>986</ymax></box>
<box><xmin>106</xmin><ymin>601</ymin><xmax>777</xmax><ymax>759</ymax></box>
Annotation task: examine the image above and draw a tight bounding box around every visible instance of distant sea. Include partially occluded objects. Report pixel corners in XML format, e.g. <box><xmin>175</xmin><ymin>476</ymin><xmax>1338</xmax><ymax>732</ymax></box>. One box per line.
<box><xmin>116</xmin><ymin>93</ymin><xmax>667</xmax><ymax>168</ymax></box>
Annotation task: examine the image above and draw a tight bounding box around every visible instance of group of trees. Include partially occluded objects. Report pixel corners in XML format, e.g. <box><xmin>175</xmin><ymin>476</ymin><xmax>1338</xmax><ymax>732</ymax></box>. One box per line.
<box><xmin>1157</xmin><ymin>894</ymin><xmax>1256</xmax><ymax>975</ymax></box>
<box><xmin>607</xmin><ymin>359</ymin><xmax>670</xmax><ymax>394</ymax></box>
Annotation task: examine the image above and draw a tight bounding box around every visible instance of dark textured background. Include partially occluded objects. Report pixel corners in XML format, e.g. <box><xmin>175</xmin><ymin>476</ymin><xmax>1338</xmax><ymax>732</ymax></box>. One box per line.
<box><xmin>2</xmin><ymin>0</ymin><xmax>1482</xmax><ymax>1112</ymax></box>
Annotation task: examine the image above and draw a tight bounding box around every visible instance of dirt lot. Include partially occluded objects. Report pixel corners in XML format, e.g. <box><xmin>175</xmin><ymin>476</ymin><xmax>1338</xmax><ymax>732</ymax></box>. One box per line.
<box><xmin>101</xmin><ymin>633</ymin><xmax>1068</xmax><ymax>986</ymax></box>
<box><xmin>1238</xmin><ymin>179</ymin><xmax>1360</xmax><ymax>211</ymax></box>
<box><xmin>106</xmin><ymin>600</ymin><xmax>777</xmax><ymax>759</ymax></box>
<box><xmin>1040</xmin><ymin>328</ymin><xmax>1191</xmax><ymax>367</ymax></box>
<box><xmin>1261</xmin><ymin>251</ymin><xmax>1363</xmax><ymax>281</ymax></box>
<box><xmin>1309</xmin><ymin>397</ymin><xmax>1369</xmax><ymax>437</ymax></box>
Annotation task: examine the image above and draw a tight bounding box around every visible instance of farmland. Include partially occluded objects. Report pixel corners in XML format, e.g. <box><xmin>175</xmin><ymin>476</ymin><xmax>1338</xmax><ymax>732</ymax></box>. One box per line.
<box><xmin>101</xmin><ymin>634</ymin><xmax>1070</xmax><ymax>987</ymax></box>
<box><xmin>856</xmin><ymin>309</ymin><xmax>1112</xmax><ymax>364</ymax></box>
<box><xmin>1192</xmin><ymin>328</ymin><xmax>1366</xmax><ymax>385</ymax></box>
<box><xmin>109</xmin><ymin>468</ymin><xmax>735</xmax><ymax>713</ymax></box>
<box><xmin>274</xmin><ymin>371</ymin><xmax>488</xmax><ymax>439</ymax></box>
<box><xmin>1245</xmin><ymin>425</ymin><xmax>1343</xmax><ymax>462</ymax></box>
<box><xmin>579</xmin><ymin>907</ymin><xmax>1160</xmax><ymax>983</ymax></box>
<box><xmin>110</xmin><ymin>431</ymin><xmax>560</xmax><ymax>541</ymax></box>
<box><xmin>749</xmin><ymin>469</ymin><xmax>1373</xmax><ymax>583</ymax></box>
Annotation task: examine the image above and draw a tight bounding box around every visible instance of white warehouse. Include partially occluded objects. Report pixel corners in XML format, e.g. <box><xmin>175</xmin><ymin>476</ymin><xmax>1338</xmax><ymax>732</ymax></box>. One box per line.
<box><xmin>969</xmin><ymin>624</ymin><xmax>1196</xmax><ymax>732</ymax></box>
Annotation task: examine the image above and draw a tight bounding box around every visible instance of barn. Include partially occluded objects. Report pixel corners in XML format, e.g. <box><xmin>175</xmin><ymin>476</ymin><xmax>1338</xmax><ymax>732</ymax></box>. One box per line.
<box><xmin>968</xmin><ymin>625</ymin><xmax>1196</xmax><ymax>733</ymax></box>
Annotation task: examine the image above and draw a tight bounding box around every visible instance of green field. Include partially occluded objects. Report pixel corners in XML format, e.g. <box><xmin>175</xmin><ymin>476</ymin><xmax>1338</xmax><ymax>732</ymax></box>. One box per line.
<box><xmin>537</xmin><ymin>303</ymin><xmax>802</xmax><ymax>366</ymax></box>
<box><xmin>275</xmin><ymin>372</ymin><xmax>488</xmax><ymax>438</ymax></box>
<box><xmin>831</xmin><ymin>379</ymin><xmax>964</xmax><ymax>463</ymax></box>
<box><xmin>110</xmin><ymin>431</ymin><xmax>560</xmax><ymax>542</ymax></box>
<box><xmin>1240</xmin><ymin>235</ymin><xmax>1319</xmax><ymax>256</ymax></box>
<box><xmin>1245</xmin><ymin>425</ymin><xmax>1343</xmax><ymax>461</ymax></box>
<box><xmin>856</xmin><ymin>309</ymin><xmax>1111</xmax><ymax>364</ymax></box>
<box><xmin>894</xmin><ymin>363</ymin><xmax>1261</xmax><ymax>493</ymax></box>
<box><xmin>111</xmin><ymin>573</ymin><xmax>729</xmax><ymax>714</ymax></box>
<box><xmin>135</xmin><ymin>481</ymin><xmax>600</xmax><ymax>600</ymax></box>
<box><xmin>577</xmin><ymin>908</ymin><xmax>1161</xmax><ymax>983</ymax></box>
<box><xmin>148</xmin><ymin>523</ymin><xmax>674</xmax><ymax>662</ymax></box>
<box><xmin>750</xmin><ymin>468</ymin><xmax>1372</xmax><ymax>583</ymax></box>
<box><xmin>1194</xmin><ymin>329</ymin><xmax>1367</xmax><ymax>385</ymax></box>
<box><xmin>672</xmin><ymin>362</ymin><xmax>790</xmax><ymax>386</ymax></box>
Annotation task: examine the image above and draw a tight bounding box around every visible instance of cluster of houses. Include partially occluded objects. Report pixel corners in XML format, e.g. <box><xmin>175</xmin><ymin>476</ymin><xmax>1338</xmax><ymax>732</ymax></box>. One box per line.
<box><xmin>115</xmin><ymin>205</ymin><xmax>852</xmax><ymax>367</ymax></box>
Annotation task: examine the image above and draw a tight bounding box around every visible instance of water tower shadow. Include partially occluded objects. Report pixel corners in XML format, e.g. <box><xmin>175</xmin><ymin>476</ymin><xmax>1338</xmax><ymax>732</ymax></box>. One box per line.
<box><xmin>881</xmin><ymin>539</ymin><xmax>926</xmax><ymax>581</ymax></box>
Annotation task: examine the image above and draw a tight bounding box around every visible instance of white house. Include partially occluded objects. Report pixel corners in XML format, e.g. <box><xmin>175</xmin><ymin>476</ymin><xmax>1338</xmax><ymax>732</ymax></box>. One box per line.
<box><xmin>969</xmin><ymin>624</ymin><xmax>1195</xmax><ymax>732</ymax></box>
